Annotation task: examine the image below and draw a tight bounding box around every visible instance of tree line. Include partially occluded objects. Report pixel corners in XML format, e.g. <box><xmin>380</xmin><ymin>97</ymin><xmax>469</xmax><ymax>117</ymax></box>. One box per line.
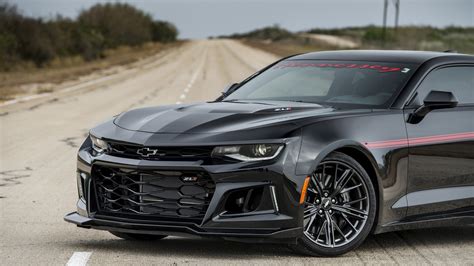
<box><xmin>0</xmin><ymin>2</ymin><xmax>178</xmax><ymax>70</ymax></box>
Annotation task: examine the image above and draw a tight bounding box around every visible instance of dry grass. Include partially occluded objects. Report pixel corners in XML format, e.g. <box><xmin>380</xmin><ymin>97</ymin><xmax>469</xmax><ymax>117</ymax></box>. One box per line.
<box><xmin>0</xmin><ymin>41</ymin><xmax>183</xmax><ymax>102</ymax></box>
<box><xmin>241</xmin><ymin>39</ymin><xmax>337</xmax><ymax>57</ymax></box>
<box><xmin>239</xmin><ymin>26</ymin><xmax>474</xmax><ymax>58</ymax></box>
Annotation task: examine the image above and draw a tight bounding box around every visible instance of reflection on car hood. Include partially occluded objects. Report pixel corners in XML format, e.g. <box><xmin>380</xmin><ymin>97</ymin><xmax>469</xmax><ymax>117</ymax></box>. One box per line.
<box><xmin>113</xmin><ymin>101</ymin><xmax>361</xmax><ymax>135</ymax></box>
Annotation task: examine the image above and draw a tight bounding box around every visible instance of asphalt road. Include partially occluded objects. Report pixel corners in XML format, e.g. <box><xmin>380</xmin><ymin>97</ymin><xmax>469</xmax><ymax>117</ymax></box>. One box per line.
<box><xmin>0</xmin><ymin>40</ymin><xmax>473</xmax><ymax>265</ymax></box>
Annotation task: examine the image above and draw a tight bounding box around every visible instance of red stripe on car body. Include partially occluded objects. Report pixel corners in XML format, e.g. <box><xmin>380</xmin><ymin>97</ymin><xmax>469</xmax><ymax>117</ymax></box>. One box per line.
<box><xmin>364</xmin><ymin>132</ymin><xmax>474</xmax><ymax>149</ymax></box>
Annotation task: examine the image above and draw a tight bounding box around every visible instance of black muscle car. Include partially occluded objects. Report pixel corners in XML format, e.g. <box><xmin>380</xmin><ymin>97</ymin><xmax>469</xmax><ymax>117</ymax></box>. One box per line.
<box><xmin>65</xmin><ymin>50</ymin><xmax>474</xmax><ymax>256</ymax></box>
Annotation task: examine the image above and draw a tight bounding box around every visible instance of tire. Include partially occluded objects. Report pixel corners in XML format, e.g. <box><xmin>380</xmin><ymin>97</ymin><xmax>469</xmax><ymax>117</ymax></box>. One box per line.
<box><xmin>290</xmin><ymin>152</ymin><xmax>377</xmax><ymax>256</ymax></box>
<box><xmin>109</xmin><ymin>231</ymin><xmax>167</xmax><ymax>241</ymax></box>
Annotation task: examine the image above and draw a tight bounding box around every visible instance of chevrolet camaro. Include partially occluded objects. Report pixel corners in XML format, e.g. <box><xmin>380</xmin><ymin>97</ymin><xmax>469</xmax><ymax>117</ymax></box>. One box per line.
<box><xmin>65</xmin><ymin>50</ymin><xmax>474</xmax><ymax>256</ymax></box>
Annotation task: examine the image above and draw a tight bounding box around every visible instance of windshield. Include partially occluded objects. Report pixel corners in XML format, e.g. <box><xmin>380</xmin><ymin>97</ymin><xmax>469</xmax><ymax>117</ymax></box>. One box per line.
<box><xmin>224</xmin><ymin>60</ymin><xmax>418</xmax><ymax>108</ymax></box>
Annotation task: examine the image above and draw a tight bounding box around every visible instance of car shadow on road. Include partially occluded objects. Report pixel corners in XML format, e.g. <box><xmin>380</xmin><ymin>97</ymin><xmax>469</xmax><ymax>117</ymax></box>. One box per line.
<box><xmin>65</xmin><ymin>226</ymin><xmax>474</xmax><ymax>259</ymax></box>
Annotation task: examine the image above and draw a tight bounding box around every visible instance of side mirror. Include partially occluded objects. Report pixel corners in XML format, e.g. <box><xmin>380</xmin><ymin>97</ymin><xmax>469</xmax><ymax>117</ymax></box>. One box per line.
<box><xmin>407</xmin><ymin>90</ymin><xmax>458</xmax><ymax>124</ymax></box>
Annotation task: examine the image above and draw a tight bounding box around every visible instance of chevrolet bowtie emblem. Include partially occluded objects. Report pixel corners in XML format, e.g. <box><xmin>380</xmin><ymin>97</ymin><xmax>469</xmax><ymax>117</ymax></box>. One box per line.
<box><xmin>137</xmin><ymin>147</ymin><xmax>158</xmax><ymax>157</ymax></box>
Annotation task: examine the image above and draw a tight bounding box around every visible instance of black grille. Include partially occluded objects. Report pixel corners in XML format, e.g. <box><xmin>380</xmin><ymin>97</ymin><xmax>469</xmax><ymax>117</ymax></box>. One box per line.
<box><xmin>108</xmin><ymin>142</ymin><xmax>214</xmax><ymax>161</ymax></box>
<box><xmin>92</xmin><ymin>165</ymin><xmax>215</xmax><ymax>222</ymax></box>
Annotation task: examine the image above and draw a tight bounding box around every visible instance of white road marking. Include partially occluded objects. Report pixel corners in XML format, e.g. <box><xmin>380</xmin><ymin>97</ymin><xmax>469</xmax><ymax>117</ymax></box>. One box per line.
<box><xmin>66</xmin><ymin>252</ymin><xmax>92</xmax><ymax>266</ymax></box>
<box><xmin>177</xmin><ymin>49</ymin><xmax>208</xmax><ymax>103</ymax></box>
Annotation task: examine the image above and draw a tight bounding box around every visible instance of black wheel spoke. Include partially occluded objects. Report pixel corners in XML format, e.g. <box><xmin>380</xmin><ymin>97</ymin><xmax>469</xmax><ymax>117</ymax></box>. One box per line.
<box><xmin>310</xmin><ymin>174</ymin><xmax>324</xmax><ymax>195</ymax></box>
<box><xmin>304</xmin><ymin>212</ymin><xmax>317</xmax><ymax>232</ymax></box>
<box><xmin>322</xmin><ymin>164</ymin><xmax>326</xmax><ymax>180</ymax></box>
<box><xmin>304</xmin><ymin>206</ymin><xmax>319</xmax><ymax>218</ymax></box>
<box><xmin>307</xmin><ymin>187</ymin><xmax>318</xmax><ymax>195</ymax></box>
<box><xmin>340</xmin><ymin>183</ymin><xmax>362</xmax><ymax>194</ymax></box>
<box><xmin>345</xmin><ymin>196</ymin><xmax>367</xmax><ymax>205</ymax></box>
<box><xmin>324</xmin><ymin>174</ymin><xmax>332</xmax><ymax>189</ymax></box>
<box><xmin>333</xmin><ymin>205</ymin><xmax>368</xmax><ymax>220</ymax></box>
<box><xmin>333</xmin><ymin>169</ymin><xmax>352</xmax><ymax>195</ymax></box>
<box><xmin>332</xmin><ymin>216</ymin><xmax>348</xmax><ymax>241</ymax></box>
<box><xmin>315</xmin><ymin>220</ymin><xmax>327</xmax><ymax>241</ymax></box>
<box><xmin>325</xmin><ymin>212</ymin><xmax>335</xmax><ymax>247</ymax></box>
<box><xmin>341</xmin><ymin>213</ymin><xmax>358</xmax><ymax>232</ymax></box>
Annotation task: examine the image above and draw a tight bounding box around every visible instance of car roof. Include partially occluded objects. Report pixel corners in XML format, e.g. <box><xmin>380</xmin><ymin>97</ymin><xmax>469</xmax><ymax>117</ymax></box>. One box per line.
<box><xmin>289</xmin><ymin>50</ymin><xmax>474</xmax><ymax>64</ymax></box>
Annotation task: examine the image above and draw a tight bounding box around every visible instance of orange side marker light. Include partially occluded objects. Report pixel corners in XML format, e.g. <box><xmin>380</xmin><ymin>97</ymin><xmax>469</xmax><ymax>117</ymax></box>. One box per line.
<box><xmin>299</xmin><ymin>176</ymin><xmax>311</xmax><ymax>204</ymax></box>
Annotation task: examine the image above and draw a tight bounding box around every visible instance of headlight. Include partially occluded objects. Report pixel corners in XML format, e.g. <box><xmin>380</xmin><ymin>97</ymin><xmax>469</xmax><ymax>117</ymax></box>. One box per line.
<box><xmin>212</xmin><ymin>144</ymin><xmax>284</xmax><ymax>161</ymax></box>
<box><xmin>90</xmin><ymin>134</ymin><xmax>109</xmax><ymax>153</ymax></box>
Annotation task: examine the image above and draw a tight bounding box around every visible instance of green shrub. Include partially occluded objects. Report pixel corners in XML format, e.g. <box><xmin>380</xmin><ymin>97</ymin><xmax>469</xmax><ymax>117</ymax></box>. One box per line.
<box><xmin>152</xmin><ymin>21</ymin><xmax>178</xmax><ymax>43</ymax></box>
<box><xmin>78</xmin><ymin>3</ymin><xmax>153</xmax><ymax>48</ymax></box>
<box><xmin>225</xmin><ymin>25</ymin><xmax>296</xmax><ymax>41</ymax></box>
<box><xmin>0</xmin><ymin>2</ymin><xmax>178</xmax><ymax>70</ymax></box>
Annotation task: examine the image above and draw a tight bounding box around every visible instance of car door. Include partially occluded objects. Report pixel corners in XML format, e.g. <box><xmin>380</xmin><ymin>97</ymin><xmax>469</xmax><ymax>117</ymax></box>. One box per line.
<box><xmin>404</xmin><ymin>65</ymin><xmax>474</xmax><ymax>218</ymax></box>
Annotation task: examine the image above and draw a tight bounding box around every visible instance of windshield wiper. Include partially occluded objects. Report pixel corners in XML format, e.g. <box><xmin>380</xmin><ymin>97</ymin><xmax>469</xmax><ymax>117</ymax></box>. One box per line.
<box><xmin>221</xmin><ymin>99</ymin><xmax>241</xmax><ymax>102</ymax></box>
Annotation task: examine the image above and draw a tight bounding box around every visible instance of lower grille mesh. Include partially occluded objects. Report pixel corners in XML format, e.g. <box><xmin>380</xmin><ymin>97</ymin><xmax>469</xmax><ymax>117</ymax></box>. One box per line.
<box><xmin>92</xmin><ymin>165</ymin><xmax>215</xmax><ymax>222</ymax></box>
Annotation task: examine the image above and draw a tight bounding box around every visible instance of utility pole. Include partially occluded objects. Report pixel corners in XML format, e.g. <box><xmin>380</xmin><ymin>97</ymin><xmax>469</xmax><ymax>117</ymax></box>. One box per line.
<box><xmin>382</xmin><ymin>0</ymin><xmax>388</xmax><ymax>46</ymax></box>
<box><xmin>382</xmin><ymin>0</ymin><xmax>401</xmax><ymax>44</ymax></box>
<box><xmin>394</xmin><ymin>0</ymin><xmax>400</xmax><ymax>32</ymax></box>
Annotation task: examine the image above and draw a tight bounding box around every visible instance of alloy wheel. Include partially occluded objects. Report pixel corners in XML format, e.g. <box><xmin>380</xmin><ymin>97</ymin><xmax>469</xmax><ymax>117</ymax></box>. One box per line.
<box><xmin>303</xmin><ymin>160</ymin><xmax>370</xmax><ymax>248</ymax></box>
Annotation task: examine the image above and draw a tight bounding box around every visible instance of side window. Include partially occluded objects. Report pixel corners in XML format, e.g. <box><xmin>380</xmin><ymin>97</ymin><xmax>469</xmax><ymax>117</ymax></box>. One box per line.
<box><xmin>413</xmin><ymin>66</ymin><xmax>474</xmax><ymax>105</ymax></box>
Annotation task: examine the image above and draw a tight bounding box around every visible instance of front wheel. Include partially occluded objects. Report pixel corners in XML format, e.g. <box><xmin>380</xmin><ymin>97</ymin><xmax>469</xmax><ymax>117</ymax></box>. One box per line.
<box><xmin>291</xmin><ymin>152</ymin><xmax>377</xmax><ymax>256</ymax></box>
<box><xmin>109</xmin><ymin>231</ymin><xmax>167</xmax><ymax>241</ymax></box>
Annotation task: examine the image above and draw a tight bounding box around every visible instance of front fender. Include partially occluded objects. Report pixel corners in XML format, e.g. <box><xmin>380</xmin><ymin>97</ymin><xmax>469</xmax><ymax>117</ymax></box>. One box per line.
<box><xmin>295</xmin><ymin>111</ymin><xmax>409</xmax><ymax>229</ymax></box>
<box><xmin>301</xmin><ymin>139</ymin><xmax>378</xmax><ymax>176</ymax></box>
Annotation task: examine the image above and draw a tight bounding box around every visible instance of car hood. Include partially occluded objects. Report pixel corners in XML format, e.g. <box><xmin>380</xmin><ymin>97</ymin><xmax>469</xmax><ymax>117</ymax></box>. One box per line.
<box><xmin>113</xmin><ymin>100</ymin><xmax>359</xmax><ymax>135</ymax></box>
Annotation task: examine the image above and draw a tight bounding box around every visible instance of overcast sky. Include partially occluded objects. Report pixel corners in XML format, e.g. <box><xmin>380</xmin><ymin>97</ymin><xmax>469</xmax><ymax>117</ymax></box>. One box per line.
<box><xmin>9</xmin><ymin>0</ymin><xmax>474</xmax><ymax>39</ymax></box>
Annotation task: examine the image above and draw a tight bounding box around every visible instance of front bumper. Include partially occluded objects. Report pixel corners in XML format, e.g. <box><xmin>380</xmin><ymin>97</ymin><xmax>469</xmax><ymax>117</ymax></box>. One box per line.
<box><xmin>64</xmin><ymin>211</ymin><xmax>302</xmax><ymax>243</ymax></box>
<box><xmin>66</xmin><ymin>134</ymin><xmax>306</xmax><ymax>244</ymax></box>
